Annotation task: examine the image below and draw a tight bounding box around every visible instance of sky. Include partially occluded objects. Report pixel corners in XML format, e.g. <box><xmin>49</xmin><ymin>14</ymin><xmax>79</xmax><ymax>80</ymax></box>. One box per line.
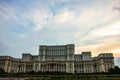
<box><xmin>0</xmin><ymin>0</ymin><xmax>120</xmax><ymax>66</ymax></box>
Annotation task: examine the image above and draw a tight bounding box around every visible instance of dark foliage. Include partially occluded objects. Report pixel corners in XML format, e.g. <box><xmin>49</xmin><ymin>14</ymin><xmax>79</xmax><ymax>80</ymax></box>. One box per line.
<box><xmin>0</xmin><ymin>68</ymin><xmax>5</xmax><ymax>74</ymax></box>
<box><xmin>108</xmin><ymin>66</ymin><xmax>120</xmax><ymax>74</ymax></box>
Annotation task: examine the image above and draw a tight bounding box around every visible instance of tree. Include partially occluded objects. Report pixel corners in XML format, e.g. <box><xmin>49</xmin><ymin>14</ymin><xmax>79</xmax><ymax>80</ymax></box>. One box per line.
<box><xmin>108</xmin><ymin>68</ymin><xmax>114</xmax><ymax>73</ymax></box>
<box><xmin>114</xmin><ymin>66</ymin><xmax>120</xmax><ymax>73</ymax></box>
<box><xmin>108</xmin><ymin>66</ymin><xmax>120</xmax><ymax>74</ymax></box>
<box><xmin>0</xmin><ymin>68</ymin><xmax>5</xmax><ymax>74</ymax></box>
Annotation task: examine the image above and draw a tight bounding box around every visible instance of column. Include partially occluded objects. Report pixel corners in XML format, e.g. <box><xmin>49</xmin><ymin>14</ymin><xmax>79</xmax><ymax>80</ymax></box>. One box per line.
<box><xmin>49</xmin><ymin>64</ymin><xmax>50</xmax><ymax>72</ymax></box>
<box><xmin>62</xmin><ymin>64</ymin><xmax>63</xmax><ymax>72</ymax></box>
<box><xmin>55</xmin><ymin>63</ymin><xmax>57</xmax><ymax>72</ymax></box>
<box><xmin>38</xmin><ymin>62</ymin><xmax>41</xmax><ymax>71</ymax></box>
<box><xmin>57</xmin><ymin>64</ymin><xmax>58</xmax><ymax>72</ymax></box>
<box><xmin>60</xmin><ymin>64</ymin><xmax>62</xmax><ymax>72</ymax></box>
<box><xmin>41</xmin><ymin>65</ymin><xmax>43</xmax><ymax>72</ymax></box>
<box><xmin>47</xmin><ymin>64</ymin><xmax>48</xmax><ymax>71</ymax></box>
<box><xmin>24</xmin><ymin>63</ymin><xmax>26</xmax><ymax>73</ymax></box>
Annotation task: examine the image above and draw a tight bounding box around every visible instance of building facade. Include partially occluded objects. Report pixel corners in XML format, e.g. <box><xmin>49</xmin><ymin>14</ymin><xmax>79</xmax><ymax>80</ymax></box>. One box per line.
<box><xmin>0</xmin><ymin>44</ymin><xmax>114</xmax><ymax>73</ymax></box>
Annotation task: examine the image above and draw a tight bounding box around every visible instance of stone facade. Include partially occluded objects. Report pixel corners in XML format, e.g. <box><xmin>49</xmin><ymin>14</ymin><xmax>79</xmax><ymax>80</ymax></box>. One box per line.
<box><xmin>0</xmin><ymin>44</ymin><xmax>114</xmax><ymax>73</ymax></box>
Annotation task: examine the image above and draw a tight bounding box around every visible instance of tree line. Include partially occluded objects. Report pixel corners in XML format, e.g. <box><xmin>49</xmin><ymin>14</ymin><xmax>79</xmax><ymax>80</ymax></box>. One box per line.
<box><xmin>0</xmin><ymin>66</ymin><xmax>120</xmax><ymax>74</ymax></box>
<box><xmin>108</xmin><ymin>66</ymin><xmax>120</xmax><ymax>74</ymax></box>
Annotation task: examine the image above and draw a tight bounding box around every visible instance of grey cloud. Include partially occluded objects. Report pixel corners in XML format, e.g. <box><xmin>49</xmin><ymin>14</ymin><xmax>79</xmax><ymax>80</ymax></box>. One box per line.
<box><xmin>0</xmin><ymin>0</ymin><xmax>120</xmax><ymax>65</ymax></box>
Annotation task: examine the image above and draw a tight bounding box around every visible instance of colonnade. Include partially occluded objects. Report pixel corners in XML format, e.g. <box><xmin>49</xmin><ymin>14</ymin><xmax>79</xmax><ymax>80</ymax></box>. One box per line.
<box><xmin>41</xmin><ymin>63</ymin><xmax>66</xmax><ymax>72</ymax></box>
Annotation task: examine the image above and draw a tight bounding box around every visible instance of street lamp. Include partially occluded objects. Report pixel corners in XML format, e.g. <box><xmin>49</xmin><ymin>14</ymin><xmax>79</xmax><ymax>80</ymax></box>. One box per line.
<box><xmin>93</xmin><ymin>63</ymin><xmax>97</xmax><ymax>80</ymax></box>
<box><xmin>18</xmin><ymin>59</ymin><xmax>21</xmax><ymax>73</ymax></box>
<box><xmin>94</xmin><ymin>63</ymin><xmax>97</xmax><ymax>73</ymax></box>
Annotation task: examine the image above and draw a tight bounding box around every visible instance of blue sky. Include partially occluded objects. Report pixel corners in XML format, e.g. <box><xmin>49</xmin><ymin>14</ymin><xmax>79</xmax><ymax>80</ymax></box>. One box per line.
<box><xmin>0</xmin><ymin>0</ymin><xmax>120</xmax><ymax>66</ymax></box>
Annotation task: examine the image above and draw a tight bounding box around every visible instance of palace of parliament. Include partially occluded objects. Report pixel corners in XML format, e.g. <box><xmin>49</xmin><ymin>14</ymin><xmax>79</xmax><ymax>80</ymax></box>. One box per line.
<box><xmin>0</xmin><ymin>44</ymin><xmax>114</xmax><ymax>73</ymax></box>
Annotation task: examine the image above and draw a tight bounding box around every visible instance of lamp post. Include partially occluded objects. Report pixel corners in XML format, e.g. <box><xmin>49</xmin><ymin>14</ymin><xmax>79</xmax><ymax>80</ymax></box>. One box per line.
<box><xmin>93</xmin><ymin>63</ymin><xmax>97</xmax><ymax>80</ymax></box>
<box><xmin>18</xmin><ymin>59</ymin><xmax>21</xmax><ymax>73</ymax></box>
<box><xmin>94</xmin><ymin>64</ymin><xmax>97</xmax><ymax>73</ymax></box>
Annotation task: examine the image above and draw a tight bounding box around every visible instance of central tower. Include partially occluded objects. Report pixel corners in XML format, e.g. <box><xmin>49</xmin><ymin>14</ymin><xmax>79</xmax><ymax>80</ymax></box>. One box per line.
<box><xmin>38</xmin><ymin>44</ymin><xmax>75</xmax><ymax>73</ymax></box>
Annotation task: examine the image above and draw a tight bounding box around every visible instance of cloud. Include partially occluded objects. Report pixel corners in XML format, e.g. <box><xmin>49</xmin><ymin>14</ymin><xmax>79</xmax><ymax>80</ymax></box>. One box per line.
<box><xmin>81</xmin><ymin>20</ymin><xmax>120</xmax><ymax>42</ymax></box>
<box><xmin>28</xmin><ymin>9</ymin><xmax>53</xmax><ymax>31</ymax></box>
<box><xmin>53</xmin><ymin>9</ymin><xmax>75</xmax><ymax>23</ymax></box>
<box><xmin>0</xmin><ymin>0</ymin><xmax>120</xmax><ymax>66</ymax></box>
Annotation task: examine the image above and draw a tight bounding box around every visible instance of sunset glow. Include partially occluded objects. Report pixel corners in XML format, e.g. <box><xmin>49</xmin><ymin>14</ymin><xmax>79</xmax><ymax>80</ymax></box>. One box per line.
<box><xmin>0</xmin><ymin>0</ymin><xmax>120</xmax><ymax>66</ymax></box>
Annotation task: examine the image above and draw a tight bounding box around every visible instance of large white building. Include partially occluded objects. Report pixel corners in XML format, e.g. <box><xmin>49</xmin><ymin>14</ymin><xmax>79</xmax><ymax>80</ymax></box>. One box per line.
<box><xmin>0</xmin><ymin>44</ymin><xmax>114</xmax><ymax>73</ymax></box>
